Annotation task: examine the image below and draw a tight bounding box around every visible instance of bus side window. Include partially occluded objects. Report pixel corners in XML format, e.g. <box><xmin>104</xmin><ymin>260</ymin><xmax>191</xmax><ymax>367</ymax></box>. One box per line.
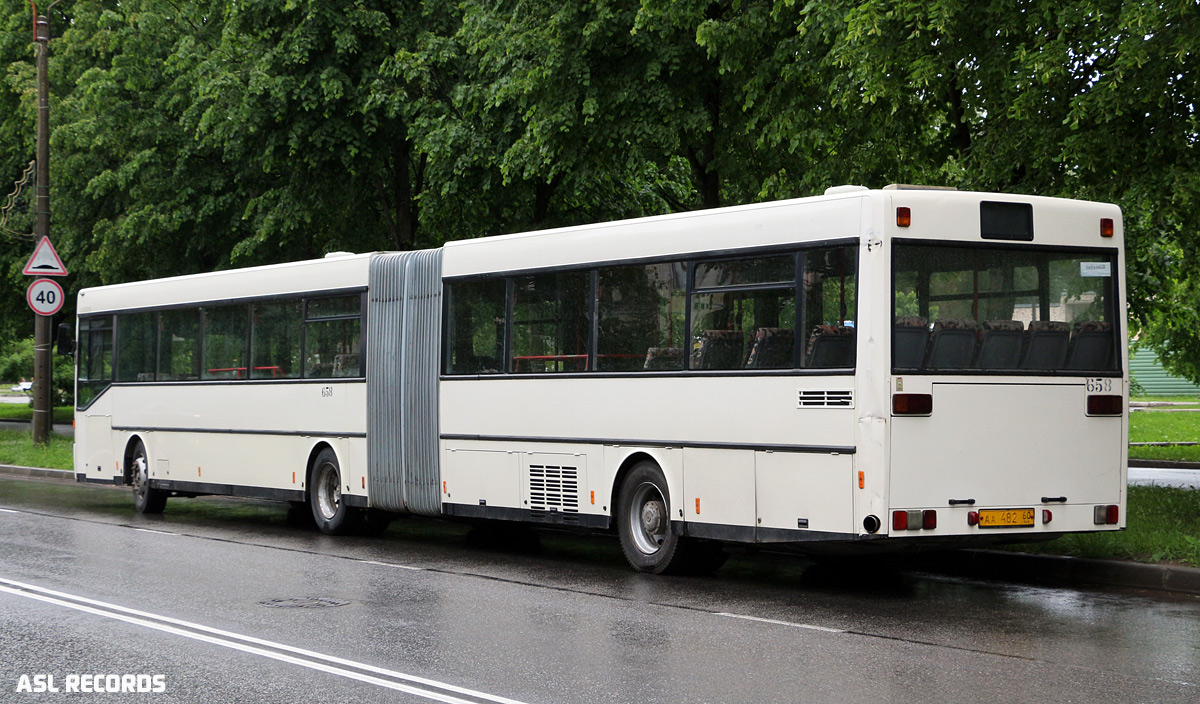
<box><xmin>597</xmin><ymin>263</ymin><xmax>685</xmax><ymax>372</ymax></box>
<box><xmin>305</xmin><ymin>295</ymin><xmax>362</xmax><ymax>379</ymax></box>
<box><xmin>446</xmin><ymin>279</ymin><xmax>506</xmax><ymax>375</ymax></box>
<box><xmin>159</xmin><ymin>309</ymin><xmax>200</xmax><ymax>381</ymax></box>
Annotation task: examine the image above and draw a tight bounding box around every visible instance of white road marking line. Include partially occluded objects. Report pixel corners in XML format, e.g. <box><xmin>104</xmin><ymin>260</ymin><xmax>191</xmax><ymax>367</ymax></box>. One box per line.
<box><xmin>715</xmin><ymin>612</ymin><xmax>845</xmax><ymax>633</ymax></box>
<box><xmin>0</xmin><ymin>577</ymin><xmax>528</xmax><ymax>704</ymax></box>
<box><xmin>133</xmin><ymin>528</ymin><xmax>176</xmax><ymax>535</ymax></box>
<box><xmin>0</xmin><ymin>508</ymin><xmax>19</xmax><ymax>513</ymax></box>
<box><xmin>361</xmin><ymin>560</ymin><xmax>423</xmax><ymax>570</ymax></box>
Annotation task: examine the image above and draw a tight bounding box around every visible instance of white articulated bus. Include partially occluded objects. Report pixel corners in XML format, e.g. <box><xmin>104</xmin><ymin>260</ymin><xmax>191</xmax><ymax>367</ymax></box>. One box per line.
<box><xmin>74</xmin><ymin>186</ymin><xmax>1127</xmax><ymax>573</ymax></box>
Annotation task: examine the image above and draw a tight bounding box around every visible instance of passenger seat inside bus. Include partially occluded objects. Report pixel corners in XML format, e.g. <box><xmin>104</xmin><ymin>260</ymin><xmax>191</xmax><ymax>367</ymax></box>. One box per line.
<box><xmin>805</xmin><ymin>325</ymin><xmax>855</xmax><ymax>368</ymax></box>
<box><xmin>974</xmin><ymin>320</ymin><xmax>1024</xmax><ymax>369</ymax></box>
<box><xmin>1020</xmin><ymin>320</ymin><xmax>1070</xmax><ymax>370</ymax></box>
<box><xmin>1066</xmin><ymin>320</ymin><xmax>1114</xmax><ymax>370</ymax></box>
<box><xmin>892</xmin><ymin>316</ymin><xmax>929</xmax><ymax>369</ymax></box>
<box><xmin>643</xmin><ymin>347</ymin><xmax>683</xmax><ymax>371</ymax></box>
<box><xmin>923</xmin><ymin>318</ymin><xmax>977</xmax><ymax>369</ymax></box>
<box><xmin>745</xmin><ymin>328</ymin><xmax>795</xmax><ymax>369</ymax></box>
<box><xmin>693</xmin><ymin>330</ymin><xmax>744</xmax><ymax>369</ymax></box>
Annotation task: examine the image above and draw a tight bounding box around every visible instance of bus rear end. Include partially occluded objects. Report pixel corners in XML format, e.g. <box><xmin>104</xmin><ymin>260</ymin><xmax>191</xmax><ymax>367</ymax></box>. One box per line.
<box><xmin>880</xmin><ymin>190</ymin><xmax>1125</xmax><ymax>544</ymax></box>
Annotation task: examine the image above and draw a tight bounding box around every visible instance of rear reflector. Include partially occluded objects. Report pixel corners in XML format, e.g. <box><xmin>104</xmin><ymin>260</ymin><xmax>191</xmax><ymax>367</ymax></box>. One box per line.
<box><xmin>893</xmin><ymin>509</ymin><xmax>933</xmax><ymax>531</ymax></box>
<box><xmin>1087</xmin><ymin>395</ymin><xmax>1122</xmax><ymax>416</ymax></box>
<box><xmin>893</xmin><ymin>393</ymin><xmax>933</xmax><ymax>415</ymax></box>
<box><xmin>922</xmin><ymin>510</ymin><xmax>937</xmax><ymax>530</ymax></box>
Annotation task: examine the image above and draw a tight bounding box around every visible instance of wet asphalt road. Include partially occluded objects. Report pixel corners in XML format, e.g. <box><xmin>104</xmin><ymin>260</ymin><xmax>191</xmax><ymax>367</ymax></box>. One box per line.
<box><xmin>1</xmin><ymin>477</ymin><xmax>1198</xmax><ymax>703</ymax></box>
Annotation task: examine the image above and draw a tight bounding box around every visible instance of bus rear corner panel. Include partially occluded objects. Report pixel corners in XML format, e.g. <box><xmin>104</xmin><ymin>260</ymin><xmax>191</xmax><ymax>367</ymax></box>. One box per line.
<box><xmin>366</xmin><ymin>249</ymin><xmax>444</xmax><ymax>516</ymax></box>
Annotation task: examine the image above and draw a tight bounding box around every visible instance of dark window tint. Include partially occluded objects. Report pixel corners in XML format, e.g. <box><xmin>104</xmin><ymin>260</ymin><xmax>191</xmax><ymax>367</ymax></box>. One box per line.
<box><xmin>511</xmin><ymin>272</ymin><xmax>590</xmax><ymax>373</ymax></box>
<box><xmin>893</xmin><ymin>244</ymin><xmax>1118</xmax><ymax>373</ymax></box>
<box><xmin>446</xmin><ymin>279</ymin><xmax>507</xmax><ymax>374</ymax></box>
<box><xmin>597</xmin><ymin>263</ymin><xmax>686</xmax><ymax>371</ymax></box>
<box><xmin>203</xmin><ymin>305</ymin><xmax>250</xmax><ymax>379</ymax></box>
<box><xmin>252</xmin><ymin>301</ymin><xmax>302</xmax><ymax>379</ymax></box>
<box><xmin>307</xmin><ymin>295</ymin><xmax>360</xmax><ymax>319</ymax></box>
<box><xmin>695</xmin><ymin>255</ymin><xmax>794</xmax><ymax>289</ymax></box>
<box><xmin>801</xmin><ymin>247</ymin><xmax>857</xmax><ymax>369</ymax></box>
<box><xmin>691</xmin><ymin>289</ymin><xmax>796</xmax><ymax>370</ymax></box>
<box><xmin>158</xmin><ymin>309</ymin><xmax>199</xmax><ymax>381</ymax></box>
<box><xmin>77</xmin><ymin>316</ymin><xmax>113</xmax><ymax>408</ymax></box>
<box><xmin>304</xmin><ymin>295</ymin><xmax>362</xmax><ymax>378</ymax></box>
<box><xmin>116</xmin><ymin>312</ymin><xmax>157</xmax><ymax>382</ymax></box>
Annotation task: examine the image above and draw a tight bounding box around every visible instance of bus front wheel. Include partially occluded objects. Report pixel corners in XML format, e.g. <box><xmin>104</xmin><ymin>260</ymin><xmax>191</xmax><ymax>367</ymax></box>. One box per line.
<box><xmin>130</xmin><ymin>441</ymin><xmax>167</xmax><ymax>514</ymax></box>
<box><xmin>310</xmin><ymin>448</ymin><xmax>354</xmax><ymax>535</ymax></box>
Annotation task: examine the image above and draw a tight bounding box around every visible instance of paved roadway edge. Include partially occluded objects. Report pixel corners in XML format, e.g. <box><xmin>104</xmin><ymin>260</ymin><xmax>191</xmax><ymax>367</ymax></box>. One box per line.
<box><xmin>3</xmin><ymin>464</ymin><xmax>1199</xmax><ymax>596</ymax></box>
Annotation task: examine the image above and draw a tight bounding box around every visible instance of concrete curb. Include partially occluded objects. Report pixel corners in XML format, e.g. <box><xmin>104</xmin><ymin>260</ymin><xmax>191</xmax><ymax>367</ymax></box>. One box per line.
<box><xmin>1129</xmin><ymin>458</ymin><xmax>1200</xmax><ymax>470</ymax></box>
<box><xmin>918</xmin><ymin>549</ymin><xmax>1200</xmax><ymax>596</ymax></box>
<box><xmin>0</xmin><ymin>464</ymin><xmax>75</xmax><ymax>481</ymax></box>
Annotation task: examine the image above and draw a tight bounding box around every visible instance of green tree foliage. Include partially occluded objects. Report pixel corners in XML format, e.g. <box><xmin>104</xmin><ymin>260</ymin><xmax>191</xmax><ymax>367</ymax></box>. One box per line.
<box><xmin>0</xmin><ymin>0</ymin><xmax>1195</xmax><ymax>379</ymax></box>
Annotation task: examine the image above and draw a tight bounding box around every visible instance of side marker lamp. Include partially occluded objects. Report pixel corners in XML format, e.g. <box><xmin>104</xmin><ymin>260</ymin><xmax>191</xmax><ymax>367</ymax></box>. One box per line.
<box><xmin>896</xmin><ymin>206</ymin><xmax>911</xmax><ymax>228</ymax></box>
<box><xmin>1100</xmin><ymin>218</ymin><xmax>1114</xmax><ymax>238</ymax></box>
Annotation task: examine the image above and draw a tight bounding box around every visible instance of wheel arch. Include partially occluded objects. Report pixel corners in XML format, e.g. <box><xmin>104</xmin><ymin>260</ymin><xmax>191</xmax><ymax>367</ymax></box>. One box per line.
<box><xmin>121</xmin><ymin>434</ymin><xmax>149</xmax><ymax>486</ymax></box>
<box><xmin>609</xmin><ymin>450</ymin><xmax>677</xmax><ymax>526</ymax></box>
<box><xmin>304</xmin><ymin>440</ymin><xmax>338</xmax><ymax>496</ymax></box>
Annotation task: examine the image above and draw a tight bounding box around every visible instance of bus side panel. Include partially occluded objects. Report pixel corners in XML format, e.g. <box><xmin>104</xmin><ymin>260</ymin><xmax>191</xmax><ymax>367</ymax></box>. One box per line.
<box><xmin>682</xmin><ymin>448</ymin><xmax>756</xmax><ymax>531</ymax></box>
<box><xmin>77</xmin><ymin>411</ymin><xmax>117</xmax><ymax>483</ymax></box>
<box><xmin>755</xmin><ymin>452</ymin><xmax>854</xmax><ymax>535</ymax></box>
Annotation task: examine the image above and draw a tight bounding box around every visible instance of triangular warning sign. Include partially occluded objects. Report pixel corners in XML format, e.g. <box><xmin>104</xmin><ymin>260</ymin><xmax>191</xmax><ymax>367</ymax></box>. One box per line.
<box><xmin>23</xmin><ymin>237</ymin><xmax>68</xmax><ymax>277</ymax></box>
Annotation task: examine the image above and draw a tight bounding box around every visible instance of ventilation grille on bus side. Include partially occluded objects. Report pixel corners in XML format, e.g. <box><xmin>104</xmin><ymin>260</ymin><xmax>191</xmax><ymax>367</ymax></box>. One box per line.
<box><xmin>797</xmin><ymin>389</ymin><xmax>854</xmax><ymax>408</ymax></box>
<box><xmin>528</xmin><ymin>464</ymin><xmax>580</xmax><ymax>516</ymax></box>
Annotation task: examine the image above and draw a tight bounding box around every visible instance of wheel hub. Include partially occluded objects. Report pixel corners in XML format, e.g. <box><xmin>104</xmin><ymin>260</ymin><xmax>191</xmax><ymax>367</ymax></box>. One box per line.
<box><xmin>640</xmin><ymin>500</ymin><xmax>665</xmax><ymax>537</ymax></box>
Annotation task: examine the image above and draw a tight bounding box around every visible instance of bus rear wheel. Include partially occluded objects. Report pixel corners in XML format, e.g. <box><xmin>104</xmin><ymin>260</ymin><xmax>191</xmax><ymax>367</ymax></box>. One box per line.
<box><xmin>130</xmin><ymin>441</ymin><xmax>167</xmax><ymax>514</ymax></box>
<box><xmin>617</xmin><ymin>462</ymin><xmax>689</xmax><ymax>574</ymax></box>
<box><xmin>310</xmin><ymin>448</ymin><xmax>355</xmax><ymax>535</ymax></box>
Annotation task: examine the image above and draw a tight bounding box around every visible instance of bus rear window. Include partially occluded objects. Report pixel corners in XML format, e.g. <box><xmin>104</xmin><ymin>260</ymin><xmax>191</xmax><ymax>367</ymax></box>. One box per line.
<box><xmin>892</xmin><ymin>244</ymin><xmax>1118</xmax><ymax>374</ymax></box>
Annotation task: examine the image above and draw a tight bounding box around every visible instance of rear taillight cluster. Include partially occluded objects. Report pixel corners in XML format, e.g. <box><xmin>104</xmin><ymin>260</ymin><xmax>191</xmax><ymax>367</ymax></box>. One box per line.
<box><xmin>1087</xmin><ymin>395</ymin><xmax>1122</xmax><ymax>416</ymax></box>
<box><xmin>1094</xmin><ymin>504</ymin><xmax>1120</xmax><ymax>525</ymax></box>
<box><xmin>892</xmin><ymin>509</ymin><xmax>937</xmax><ymax>531</ymax></box>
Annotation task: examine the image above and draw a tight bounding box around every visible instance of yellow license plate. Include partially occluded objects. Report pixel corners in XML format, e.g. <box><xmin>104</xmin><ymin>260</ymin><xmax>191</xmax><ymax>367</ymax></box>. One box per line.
<box><xmin>978</xmin><ymin>509</ymin><xmax>1035</xmax><ymax>528</ymax></box>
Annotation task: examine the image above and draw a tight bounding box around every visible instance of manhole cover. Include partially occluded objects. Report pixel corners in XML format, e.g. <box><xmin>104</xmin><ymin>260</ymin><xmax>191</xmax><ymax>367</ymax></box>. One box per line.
<box><xmin>258</xmin><ymin>597</ymin><xmax>350</xmax><ymax>609</ymax></box>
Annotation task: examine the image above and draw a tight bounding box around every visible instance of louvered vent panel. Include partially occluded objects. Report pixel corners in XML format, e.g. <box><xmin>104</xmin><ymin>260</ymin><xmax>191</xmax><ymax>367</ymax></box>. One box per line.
<box><xmin>797</xmin><ymin>389</ymin><xmax>854</xmax><ymax>408</ymax></box>
<box><xmin>528</xmin><ymin>465</ymin><xmax>580</xmax><ymax>513</ymax></box>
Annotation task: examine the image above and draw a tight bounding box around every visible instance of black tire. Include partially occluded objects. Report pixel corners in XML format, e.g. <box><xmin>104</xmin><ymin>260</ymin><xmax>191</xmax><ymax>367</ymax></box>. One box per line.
<box><xmin>130</xmin><ymin>440</ymin><xmax>167</xmax><ymax>514</ymax></box>
<box><xmin>617</xmin><ymin>461</ymin><xmax>690</xmax><ymax>574</ymax></box>
<box><xmin>309</xmin><ymin>448</ymin><xmax>356</xmax><ymax>535</ymax></box>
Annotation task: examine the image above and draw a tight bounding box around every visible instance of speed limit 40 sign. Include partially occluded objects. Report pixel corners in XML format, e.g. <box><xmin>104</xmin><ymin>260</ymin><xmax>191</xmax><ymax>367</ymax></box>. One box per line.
<box><xmin>26</xmin><ymin>278</ymin><xmax>64</xmax><ymax>317</ymax></box>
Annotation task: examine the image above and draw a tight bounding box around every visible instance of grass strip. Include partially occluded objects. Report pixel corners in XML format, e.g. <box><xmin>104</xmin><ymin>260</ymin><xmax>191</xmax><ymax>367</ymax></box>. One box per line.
<box><xmin>0</xmin><ymin>403</ymin><xmax>74</xmax><ymax>424</ymax></box>
<box><xmin>0</xmin><ymin>429</ymin><xmax>74</xmax><ymax>470</ymax></box>
<box><xmin>1007</xmin><ymin>485</ymin><xmax>1200</xmax><ymax>567</ymax></box>
<box><xmin>1129</xmin><ymin>405</ymin><xmax>1200</xmax><ymax>462</ymax></box>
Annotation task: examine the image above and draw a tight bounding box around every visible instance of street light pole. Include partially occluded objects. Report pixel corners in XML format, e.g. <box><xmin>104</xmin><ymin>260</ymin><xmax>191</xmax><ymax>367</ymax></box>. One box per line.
<box><xmin>29</xmin><ymin>1</ymin><xmax>60</xmax><ymax>445</ymax></box>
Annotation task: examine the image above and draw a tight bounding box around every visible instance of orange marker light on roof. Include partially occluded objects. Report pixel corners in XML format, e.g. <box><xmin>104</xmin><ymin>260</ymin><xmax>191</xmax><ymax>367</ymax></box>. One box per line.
<box><xmin>897</xmin><ymin>206</ymin><xmax>911</xmax><ymax>228</ymax></box>
<box><xmin>1100</xmin><ymin>218</ymin><xmax>1114</xmax><ymax>238</ymax></box>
